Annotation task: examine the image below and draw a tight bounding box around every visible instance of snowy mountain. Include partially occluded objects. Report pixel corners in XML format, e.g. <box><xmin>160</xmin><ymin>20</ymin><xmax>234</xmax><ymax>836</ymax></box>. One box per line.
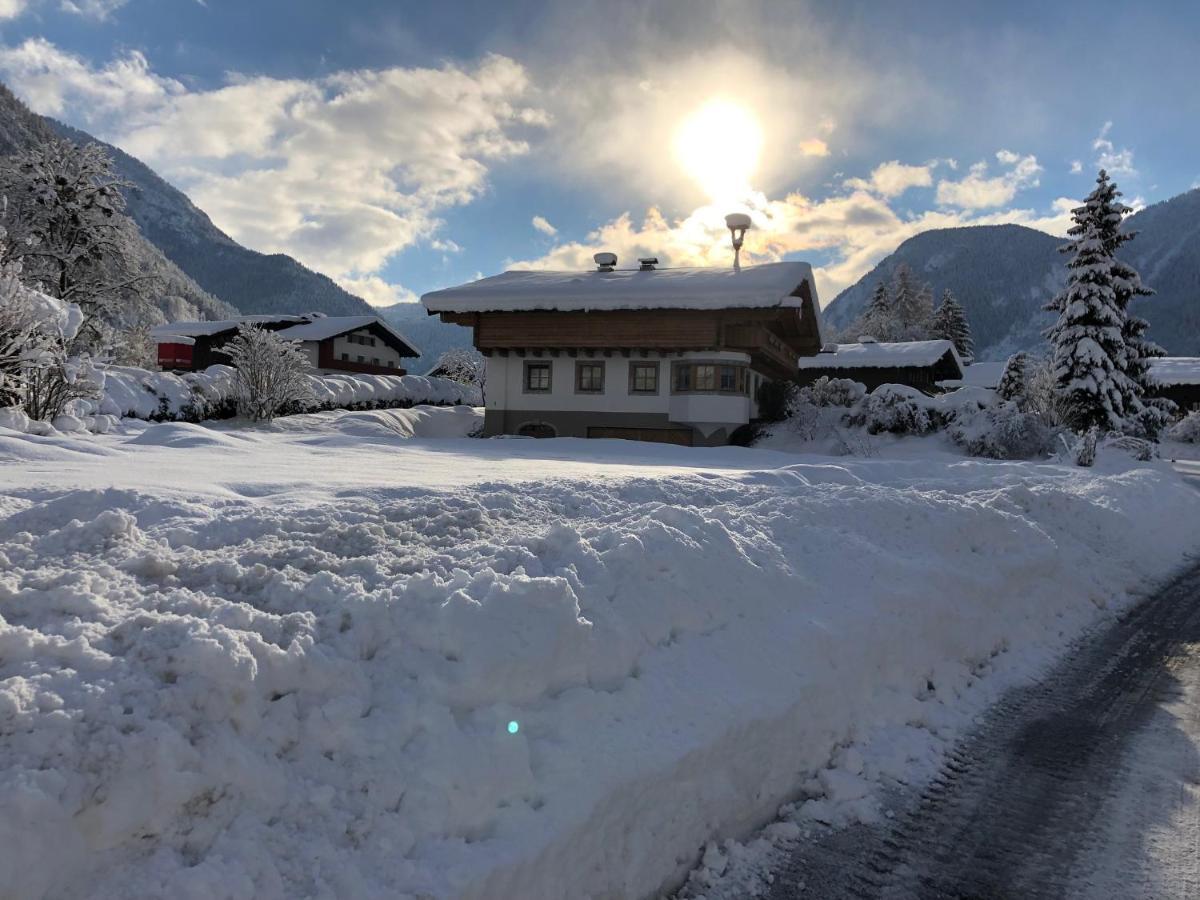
<box><xmin>378</xmin><ymin>301</ymin><xmax>474</xmax><ymax>373</ymax></box>
<box><xmin>50</xmin><ymin>121</ymin><xmax>375</xmax><ymax>319</ymax></box>
<box><xmin>0</xmin><ymin>85</ymin><xmax>238</xmax><ymax>325</ymax></box>
<box><xmin>823</xmin><ymin>195</ymin><xmax>1200</xmax><ymax>360</ymax></box>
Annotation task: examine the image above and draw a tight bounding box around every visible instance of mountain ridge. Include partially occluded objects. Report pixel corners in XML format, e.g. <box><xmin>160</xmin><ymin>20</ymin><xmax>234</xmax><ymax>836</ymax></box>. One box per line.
<box><xmin>822</xmin><ymin>195</ymin><xmax>1200</xmax><ymax>360</ymax></box>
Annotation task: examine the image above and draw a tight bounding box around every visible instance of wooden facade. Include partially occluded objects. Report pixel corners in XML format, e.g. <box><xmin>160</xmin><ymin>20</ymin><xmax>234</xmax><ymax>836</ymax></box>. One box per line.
<box><xmin>796</xmin><ymin>350</ymin><xmax>963</xmax><ymax>394</ymax></box>
<box><xmin>436</xmin><ymin>287</ymin><xmax>822</xmax><ymax>380</ymax></box>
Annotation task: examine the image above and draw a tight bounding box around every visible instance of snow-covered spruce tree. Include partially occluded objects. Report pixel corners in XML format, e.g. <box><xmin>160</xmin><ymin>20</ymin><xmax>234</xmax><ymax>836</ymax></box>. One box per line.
<box><xmin>1044</xmin><ymin>201</ymin><xmax>1139</xmax><ymax>432</ymax></box>
<box><xmin>848</xmin><ymin>280</ymin><xmax>895</xmax><ymax>341</ymax></box>
<box><xmin>0</xmin><ymin>139</ymin><xmax>148</xmax><ymax>353</ymax></box>
<box><xmin>226</xmin><ymin>324</ymin><xmax>313</xmax><ymax>422</ymax></box>
<box><xmin>891</xmin><ymin>264</ymin><xmax>934</xmax><ymax>340</ymax></box>
<box><xmin>1077</xmin><ymin>170</ymin><xmax>1172</xmax><ymax>437</ymax></box>
<box><xmin>995</xmin><ymin>352</ymin><xmax>1028</xmax><ymax>402</ymax></box>
<box><xmin>930</xmin><ymin>289</ymin><xmax>974</xmax><ymax>362</ymax></box>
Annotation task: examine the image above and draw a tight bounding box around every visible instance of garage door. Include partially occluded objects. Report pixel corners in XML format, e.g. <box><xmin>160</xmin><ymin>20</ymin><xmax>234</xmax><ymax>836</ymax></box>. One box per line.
<box><xmin>586</xmin><ymin>426</ymin><xmax>694</xmax><ymax>447</ymax></box>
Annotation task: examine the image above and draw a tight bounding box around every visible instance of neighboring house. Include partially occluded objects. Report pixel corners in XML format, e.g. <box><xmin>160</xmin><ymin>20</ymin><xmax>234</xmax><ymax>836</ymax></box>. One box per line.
<box><xmin>797</xmin><ymin>339</ymin><xmax>964</xmax><ymax>393</ymax></box>
<box><xmin>152</xmin><ymin>313</ymin><xmax>421</xmax><ymax>376</ymax></box>
<box><xmin>421</xmin><ymin>259</ymin><xmax>823</xmax><ymax>446</ymax></box>
<box><xmin>1150</xmin><ymin>357</ymin><xmax>1200</xmax><ymax>412</ymax></box>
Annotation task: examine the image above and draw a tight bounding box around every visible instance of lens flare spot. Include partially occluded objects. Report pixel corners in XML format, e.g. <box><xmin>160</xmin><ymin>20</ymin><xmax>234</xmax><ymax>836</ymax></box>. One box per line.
<box><xmin>507</xmin><ymin>720</ymin><xmax>520</xmax><ymax>735</ymax></box>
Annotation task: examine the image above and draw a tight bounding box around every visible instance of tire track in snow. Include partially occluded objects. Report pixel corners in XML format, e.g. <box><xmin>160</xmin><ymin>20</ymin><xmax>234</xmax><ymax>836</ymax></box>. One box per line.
<box><xmin>768</xmin><ymin>559</ymin><xmax>1200</xmax><ymax>899</ymax></box>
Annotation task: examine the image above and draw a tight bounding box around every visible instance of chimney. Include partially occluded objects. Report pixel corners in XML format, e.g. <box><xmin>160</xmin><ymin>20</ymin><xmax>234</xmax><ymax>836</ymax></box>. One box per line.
<box><xmin>593</xmin><ymin>252</ymin><xmax>617</xmax><ymax>272</ymax></box>
<box><xmin>638</xmin><ymin>257</ymin><xmax>659</xmax><ymax>271</ymax></box>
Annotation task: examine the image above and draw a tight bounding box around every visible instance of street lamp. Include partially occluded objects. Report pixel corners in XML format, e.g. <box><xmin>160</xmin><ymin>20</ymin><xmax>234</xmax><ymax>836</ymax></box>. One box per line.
<box><xmin>725</xmin><ymin>213</ymin><xmax>751</xmax><ymax>271</ymax></box>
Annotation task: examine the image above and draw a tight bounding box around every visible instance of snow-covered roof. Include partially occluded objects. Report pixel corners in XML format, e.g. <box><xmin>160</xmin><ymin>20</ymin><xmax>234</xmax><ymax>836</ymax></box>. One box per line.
<box><xmin>150</xmin><ymin>315</ymin><xmax>306</xmax><ymax>338</ymax></box>
<box><xmin>1150</xmin><ymin>357</ymin><xmax>1200</xmax><ymax>386</ymax></box>
<box><xmin>150</xmin><ymin>314</ymin><xmax>421</xmax><ymax>357</ymax></box>
<box><xmin>420</xmin><ymin>262</ymin><xmax>820</xmax><ymax>313</ymax></box>
<box><xmin>797</xmin><ymin>339</ymin><xmax>963</xmax><ymax>371</ymax></box>
<box><xmin>155</xmin><ymin>334</ymin><xmax>196</xmax><ymax>346</ymax></box>
<box><xmin>275</xmin><ymin>315</ymin><xmax>421</xmax><ymax>356</ymax></box>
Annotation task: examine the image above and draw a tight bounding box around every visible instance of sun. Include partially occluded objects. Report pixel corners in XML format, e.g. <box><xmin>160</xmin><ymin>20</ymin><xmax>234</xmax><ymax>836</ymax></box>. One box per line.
<box><xmin>672</xmin><ymin>98</ymin><xmax>764</xmax><ymax>204</ymax></box>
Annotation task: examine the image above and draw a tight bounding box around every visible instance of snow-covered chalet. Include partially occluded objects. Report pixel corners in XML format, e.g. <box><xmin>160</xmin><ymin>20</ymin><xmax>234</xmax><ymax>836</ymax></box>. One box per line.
<box><xmin>152</xmin><ymin>313</ymin><xmax>421</xmax><ymax>376</ymax></box>
<box><xmin>421</xmin><ymin>256</ymin><xmax>823</xmax><ymax>445</ymax></box>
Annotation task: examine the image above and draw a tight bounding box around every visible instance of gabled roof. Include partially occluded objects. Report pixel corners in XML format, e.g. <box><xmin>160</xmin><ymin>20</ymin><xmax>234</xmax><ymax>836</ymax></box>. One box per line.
<box><xmin>150</xmin><ymin>315</ymin><xmax>305</xmax><ymax>338</ymax></box>
<box><xmin>275</xmin><ymin>315</ymin><xmax>421</xmax><ymax>357</ymax></box>
<box><xmin>798</xmin><ymin>339</ymin><xmax>964</xmax><ymax>373</ymax></box>
<box><xmin>1150</xmin><ymin>357</ymin><xmax>1200</xmax><ymax>386</ymax></box>
<box><xmin>151</xmin><ymin>313</ymin><xmax>421</xmax><ymax>358</ymax></box>
<box><xmin>420</xmin><ymin>261</ymin><xmax>820</xmax><ymax>313</ymax></box>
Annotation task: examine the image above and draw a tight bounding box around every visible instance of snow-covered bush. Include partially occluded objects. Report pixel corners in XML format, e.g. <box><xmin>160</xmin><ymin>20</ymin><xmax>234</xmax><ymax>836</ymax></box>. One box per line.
<box><xmin>1167</xmin><ymin>411</ymin><xmax>1200</xmax><ymax>444</ymax></box>
<box><xmin>796</xmin><ymin>376</ymin><xmax>866</xmax><ymax>408</ymax></box>
<box><xmin>433</xmin><ymin>347</ymin><xmax>485</xmax><ymax>388</ymax></box>
<box><xmin>846</xmin><ymin>384</ymin><xmax>945</xmax><ymax>435</ymax></box>
<box><xmin>1104</xmin><ymin>434</ymin><xmax>1157</xmax><ymax>461</ymax></box>
<box><xmin>226</xmin><ymin>324</ymin><xmax>313</xmax><ymax>422</ymax></box>
<box><xmin>787</xmin><ymin>401</ymin><xmax>822</xmax><ymax>441</ymax></box>
<box><xmin>950</xmin><ymin>401</ymin><xmax>1056</xmax><ymax>460</ymax></box>
<box><xmin>1022</xmin><ymin>357</ymin><xmax>1076</xmax><ymax>428</ymax></box>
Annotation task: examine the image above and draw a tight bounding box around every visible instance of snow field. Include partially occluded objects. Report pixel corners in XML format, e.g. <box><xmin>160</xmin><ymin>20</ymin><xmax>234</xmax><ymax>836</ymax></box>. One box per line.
<box><xmin>2</xmin><ymin>424</ymin><xmax>1199</xmax><ymax>899</ymax></box>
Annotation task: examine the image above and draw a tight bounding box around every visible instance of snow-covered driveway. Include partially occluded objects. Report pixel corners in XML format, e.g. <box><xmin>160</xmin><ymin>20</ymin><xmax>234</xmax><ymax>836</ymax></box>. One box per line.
<box><xmin>4</xmin><ymin>408</ymin><xmax>1200</xmax><ymax>899</ymax></box>
<box><xmin>761</xmin><ymin>560</ymin><xmax>1200</xmax><ymax>899</ymax></box>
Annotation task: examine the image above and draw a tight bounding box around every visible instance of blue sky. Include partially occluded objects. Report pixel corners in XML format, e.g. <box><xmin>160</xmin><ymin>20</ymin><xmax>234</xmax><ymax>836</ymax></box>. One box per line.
<box><xmin>0</xmin><ymin>0</ymin><xmax>1196</xmax><ymax>305</ymax></box>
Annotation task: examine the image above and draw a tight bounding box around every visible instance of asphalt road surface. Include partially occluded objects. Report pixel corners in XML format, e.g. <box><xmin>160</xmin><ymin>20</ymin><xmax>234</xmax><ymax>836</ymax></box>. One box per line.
<box><xmin>769</xmin><ymin>558</ymin><xmax>1200</xmax><ymax>899</ymax></box>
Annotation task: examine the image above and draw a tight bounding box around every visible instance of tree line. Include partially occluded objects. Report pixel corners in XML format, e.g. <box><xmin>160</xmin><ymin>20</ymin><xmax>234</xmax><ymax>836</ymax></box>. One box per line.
<box><xmin>846</xmin><ymin>264</ymin><xmax>976</xmax><ymax>363</ymax></box>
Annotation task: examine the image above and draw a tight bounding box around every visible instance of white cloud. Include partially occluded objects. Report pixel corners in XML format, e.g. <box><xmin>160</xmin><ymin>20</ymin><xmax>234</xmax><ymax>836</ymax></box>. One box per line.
<box><xmin>0</xmin><ymin>0</ymin><xmax>28</xmax><ymax>19</ymax></box>
<box><xmin>935</xmin><ymin>150</ymin><xmax>1041</xmax><ymax>209</ymax></box>
<box><xmin>1092</xmin><ymin>120</ymin><xmax>1137</xmax><ymax>177</ymax></box>
<box><xmin>797</xmin><ymin>138</ymin><xmax>830</xmax><ymax>158</ymax></box>
<box><xmin>531</xmin><ymin>215</ymin><xmax>557</xmax><ymax>236</ymax></box>
<box><xmin>60</xmin><ymin>0</ymin><xmax>128</xmax><ymax>19</ymax></box>
<box><xmin>336</xmin><ymin>275</ymin><xmax>419</xmax><ymax>307</ymax></box>
<box><xmin>0</xmin><ymin>40</ymin><xmax>548</xmax><ymax>288</ymax></box>
<box><xmin>1069</xmin><ymin>159</ymin><xmax>1083</xmax><ymax>174</ymax></box>
<box><xmin>513</xmin><ymin>183</ymin><xmax>1075</xmax><ymax>303</ymax></box>
<box><xmin>844</xmin><ymin>160</ymin><xmax>932</xmax><ymax>197</ymax></box>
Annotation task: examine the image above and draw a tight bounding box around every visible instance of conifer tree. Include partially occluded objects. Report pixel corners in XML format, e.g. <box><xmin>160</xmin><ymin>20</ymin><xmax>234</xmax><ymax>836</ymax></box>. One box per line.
<box><xmin>930</xmin><ymin>289</ymin><xmax>974</xmax><ymax>362</ymax></box>
<box><xmin>855</xmin><ymin>280</ymin><xmax>894</xmax><ymax>340</ymax></box>
<box><xmin>1044</xmin><ymin>183</ymin><xmax>1140</xmax><ymax>432</ymax></box>
<box><xmin>1077</xmin><ymin>170</ymin><xmax>1172</xmax><ymax>435</ymax></box>
<box><xmin>996</xmin><ymin>352</ymin><xmax>1028</xmax><ymax>402</ymax></box>
<box><xmin>891</xmin><ymin>264</ymin><xmax>932</xmax><ymax>339</ymax></box>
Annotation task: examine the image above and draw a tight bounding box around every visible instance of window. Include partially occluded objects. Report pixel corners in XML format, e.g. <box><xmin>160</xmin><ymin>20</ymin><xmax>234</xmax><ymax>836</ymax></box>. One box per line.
<box><xmin>372</xmin><ymin>357</ymin><xmax>380</xmax><ymax>365</ymax></box>
<box><xmin>524</xmin><ymin>362</ymin><xmax>552</xmax><ymax>392</ymax></box>
<box><xmin>357</xmin><ymin>355</ymin><xmax>365</xmax><ymax>363</ymax></box>
<box><xmin>629</xmin><ymin>362</ymin><xmax>659</xmax><ymax>394</ymax></box>
<box><xmin>341</xmin><ymin>352</ymin><xmax>349</xmax><ymax>361</ymax></box>
<box><xmin>386</xmin><ymin>360</ymin><xmax>395</xmax><ymax>369</ymax></box>
<box><xmin>576</xmin><ymin>362</ymin><xmax>605</xmax><ymax>393</ymax></box>
<box><xmin>673</xmin><ymin>362</ymin><xmax>748</xmax><ymax>394</ymax></box>
<box><xmin>369</xmin><ymin>337</ymin><xmax>377</xmax><ymax>347</ymax></box>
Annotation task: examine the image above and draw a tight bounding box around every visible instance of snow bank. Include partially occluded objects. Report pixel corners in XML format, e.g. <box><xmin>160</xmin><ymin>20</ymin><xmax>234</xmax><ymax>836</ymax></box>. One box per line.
<box><xmin>2</xmin><ymin>441</ymin><xmax>1199</xmax><ymax>899</ymax></box>
<box><xmin>86</xmin><ymin>364</ymin><xmax>480</xmax><ymax>421</ymax></box>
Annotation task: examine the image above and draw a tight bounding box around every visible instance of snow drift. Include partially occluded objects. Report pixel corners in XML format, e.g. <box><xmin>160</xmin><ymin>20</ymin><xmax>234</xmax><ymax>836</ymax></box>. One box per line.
<box><xmin>1</xmin><ymin>436</ymin><xmax>1199</xmax><ymax>899</ymax></box>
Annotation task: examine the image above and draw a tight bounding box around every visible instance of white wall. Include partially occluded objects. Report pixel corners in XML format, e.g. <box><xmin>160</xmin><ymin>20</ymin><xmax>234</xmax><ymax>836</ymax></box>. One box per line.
<box><xmin>485</xmin><ymin>350</ymin><xmax>761</xmax><ymax>428</ymax></box>
<box><xmin>329</xmin><ymin>330</ymin><xmax>406</xmax><ymax>370</ymax></box>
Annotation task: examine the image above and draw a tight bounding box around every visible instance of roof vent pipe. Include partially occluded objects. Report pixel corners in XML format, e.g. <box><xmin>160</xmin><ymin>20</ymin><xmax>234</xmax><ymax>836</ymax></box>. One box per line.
<box><xmin>593</xmin><ymin>252</ymin><xmax>617</xmax><ymax>272</ymax></box>
<box><xmin>638</xmin><ymin>257</ymin><xmax>659</xmax><ymax>271</ymax></box>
